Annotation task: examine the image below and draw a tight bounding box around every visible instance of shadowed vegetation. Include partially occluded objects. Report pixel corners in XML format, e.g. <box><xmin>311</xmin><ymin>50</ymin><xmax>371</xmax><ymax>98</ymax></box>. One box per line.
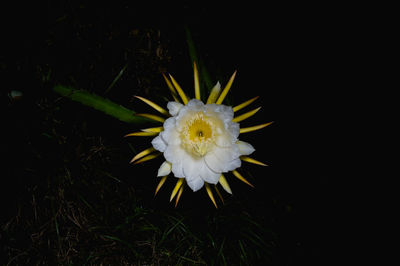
<box><xmin>2</xmin><ymin>2</ymin><xmax>330</xmax><ymax>265</ymax></box>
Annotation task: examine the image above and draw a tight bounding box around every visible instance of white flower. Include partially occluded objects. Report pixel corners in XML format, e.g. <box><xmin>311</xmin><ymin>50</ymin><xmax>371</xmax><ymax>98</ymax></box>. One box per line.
<box><xmin>152</xmin><ymin>99</ymin><xmax>244</xmax><ymax>191</ymax></box>
<box><xmin>126</xmin><ymin>62</ymin><xmax>273</xmax><ymax>207</ymax></box>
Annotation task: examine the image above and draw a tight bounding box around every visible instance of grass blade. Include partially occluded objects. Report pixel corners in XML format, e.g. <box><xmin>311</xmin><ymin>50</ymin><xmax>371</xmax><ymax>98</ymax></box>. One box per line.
<box><xmin>104</xmin><ymin>63</ymin><xmax>128</xmax><ymax>94</ymax></box>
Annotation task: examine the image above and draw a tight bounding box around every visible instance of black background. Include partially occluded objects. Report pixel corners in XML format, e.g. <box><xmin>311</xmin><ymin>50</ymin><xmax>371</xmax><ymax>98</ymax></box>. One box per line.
<box><xmin>1</xmin><ymin>1</ymin><xmax>357</xmax><ymax>264</ymax></box>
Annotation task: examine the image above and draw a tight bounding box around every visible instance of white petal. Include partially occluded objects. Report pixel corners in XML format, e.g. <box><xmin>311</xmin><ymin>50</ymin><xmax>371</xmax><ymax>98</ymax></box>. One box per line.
<box><xmin>205</xmin><ymin>104</ymin><xmax>238</xmax><ymax>141</ymax></box>
<box><xmin>216</xmin><ymin>145</ymin><xmax>241</xmax><ymax>162</ymax></box>
<box><xmin>237</xmin><ymin>140</ymin><xmax>255</xmax><ymax>155</ymax></box>
<box><xmin>213</xmin><ymin>122</ymin><xmax>239</xmax><ymax>148</ymax></box>
<box><xmin>186</xmin><ymin>176</ymin><xmax>204</xmax><ymax>192</ymax></box>
<box><xmin>171</xmin><ymin>161</ymin><xmax>185</xmax><ymax>178</ymax></box>
<box><xmin>151</xmin><ymin>135</ymin><xmax>166</xmax><ymax>152</ymax></box>
<box><xmin>202</xmin><ymin>168</ymin><xmax>221</xmax><ymax>184</ymax></box>
<box><xmin>215</xmin><ymin>133</ymin><xmax>234</xmax><ymax>147</ymax></box>
<box><xmin>223</xmin><ymin>158</ymin><xmax>241</xmax><ymax>172</ymax></box>
<box><xmin>186</xmin><ymin>99</ymin><xmax>205</xmax><ymax>110</ymax></box>
<box><xmin>157</xmin><ymin>161</ymin><xmax>172</xmax><ymax>176</ymax></box>
<box><xmin>164</xmin><ymin>144</ymin><xmax>185</xmax><ymax>164</ymax></box>
<box><xmin>204</xmin><ymin>151</ymin><xmax>224</xmax><ymax>173</ymax></box>
<box><xmin>205</xmin><ymin>146</ymin><xmax>242</xmax><ymax>172</ymax></box>
<box><xmin>182</xmin><ymin>156</ymin><xmax>202</xmax><ymax>180</ymax></box>
<box><xmin>205</xmin><ymin>150</ymin><xmax>241</xmax><ymax>174</ymax></box>
<box><xmin>160</xmin><ymin>127</ymin><xmax>181</xmax><ymax>145</ymax></box>
<box><xmin>208</xmin><ymin>146</ymin><xmax>241</xmax><ymax>172</ymax></box>
<box><xmin>182</xmin><ymin>156</ymin><xmax>220</xmax><ymax>185</ymax></box>
<box><xmin>206</xmin><ymin>103</ymin><xmax>234</xmax><ymax>123</ymax></box>
<box><xmin>162</xmin><ymin>117</ymin><xmax>176</xmax><ymax>131</ymax></box>
<box><xmin>227</xmin><ymin>122</ymin><xmax>240</xmax><ymax>140</ymax></box>
<box><xmin>167</xmin><ymin>101</ymin><xmax>183</xmax><ymax>116</ymax></box>
<box><xmin>163</xmin><ymin>145</ymin><xmax>186</xmax><ymax>177</ymax></box>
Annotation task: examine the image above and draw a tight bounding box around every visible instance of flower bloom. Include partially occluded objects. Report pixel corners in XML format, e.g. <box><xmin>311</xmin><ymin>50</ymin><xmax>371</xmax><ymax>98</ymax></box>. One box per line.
<box><xmin>126</xmin><ymin>62</ymin><xmax>272</xmax><ymax>207</ymax></box>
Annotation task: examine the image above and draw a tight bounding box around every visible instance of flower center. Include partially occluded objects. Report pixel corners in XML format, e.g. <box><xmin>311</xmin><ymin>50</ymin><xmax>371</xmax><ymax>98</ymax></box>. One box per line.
<box><xmin>181</xmin><ymin>112</ymin><xmax>215</xmax><ymax>157</ymax></box>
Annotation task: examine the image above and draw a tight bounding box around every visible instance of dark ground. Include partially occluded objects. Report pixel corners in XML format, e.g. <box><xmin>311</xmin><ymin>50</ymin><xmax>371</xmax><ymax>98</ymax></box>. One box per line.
<box><xmin>1</xmin><ymin>2</ymin><xmax>354</xmax><ymax>265</ymax></box>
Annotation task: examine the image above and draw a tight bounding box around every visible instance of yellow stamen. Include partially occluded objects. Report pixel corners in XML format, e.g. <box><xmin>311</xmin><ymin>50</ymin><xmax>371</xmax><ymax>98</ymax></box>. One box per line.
<box><xmin>205</xmin><ymin>183</ymin><xmax>218</xmax><ymax>208</ymax></box>
<box><xmin>232</xmin><ymin>170</ymin><xmax>254</xmax><ymax>188</ymax></box>
<box><xmin>214</xmin><ymin>185</ymin><xmax>224</xmax><ymax>205</ymax></box>
<box><xmin>239</xmin><ymin>122</ymin><xmax>274</xmax><ymax>134</ymax></box>
<box><xmin>218</xmin><ymin>174</ymin><xmax>232</xmax><ymax>194</ymax></box>
<box><xmin>162</xmin><ymin>73</ymin><xmax>180</xmax><ymax>102</ymax></box>
<box><xmin>181</xmin><ymin>112</ymin><xmax>214</xmax><ymax>157</ymax></box>
<box><xmin>233</xmin><ymin>96</ymin><xmax>259</xmax><ymax>112</ymax></box>
<box><xmin>154</xmin><ymin>176</ymin><xmax>168</xmax><ymax>196</ymax></box>
<box><xmin>175</xmin><ymin>183</ymin><xmax>184</xmax><ymax>207</ymax></box>
<box><xmin>232</xmin><ymin>107</ymin><xmax>261</xmax><ymax>123</ymax></box>
<box><xmin>124</xmin><ymin>131</ymin><xmax>159</xmax><ymax>137</ymax></box>
<box><xmin>206</xmin><ymin>82</ymin><xmax>221</xmax><ymax>104</ymax></box>
<box><xmin>133</xmin><ymin>153</ymin><xmax>161</xmax><ymax>164</ymax></box>
<box><xmin>240</xmin><ymin>156</ymin><xmax>268</xmax><ymax>166</ymax></box>
<box><xmin>134</xmin><ymin>96</ymin><xmax>169</xmax><ymax>116</ymax></box>
<box><xmin>193</xmin><ymin>62</ymin><xmax>200</xmax><ymax>100</ymax></box>
<box><xmin>170</xmin><ymin>178</ymin><xmax>184</xmax><ymax>202</ymax></box>
<box><xmin>141</xmin><ymin>126</ymin><xmax>164</xmax><ymax>133</ymax></box>
<box><xmin>130</xmin><ymin>147</ymin><xmax>156</xmax><ymax>163</ymax></box>
<box><xmin>135</xmin><ymin>113</ymin><xmax>166</xmax><ymax>123</ymax></box>
<box><xmin>216</xmin><ymin>70</ymin><xmax>237</xmax><ymax>104</ymax></box>
<box><xmin>169</xmin><ymin>74</ymin><xmax>189</xmax><ymax>104</ymax></box>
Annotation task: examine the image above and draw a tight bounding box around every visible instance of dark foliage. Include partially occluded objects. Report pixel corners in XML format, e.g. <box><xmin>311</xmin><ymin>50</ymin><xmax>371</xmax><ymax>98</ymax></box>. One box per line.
<box><xmin>1</xmin><ymin>1</ymin><xmax>345</xmax><ymax>265</ymax></box>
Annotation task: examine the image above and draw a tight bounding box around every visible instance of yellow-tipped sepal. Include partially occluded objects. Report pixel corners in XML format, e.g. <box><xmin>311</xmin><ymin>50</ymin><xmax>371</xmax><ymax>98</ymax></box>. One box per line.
<box><xmin>130</xmin><ymin>147</ymin><xmax>156</xmax><ymax>163</ymax></box>
<box><xmin>170</xmin><ymin>178</ymin><xmax>184</xmax><ymax>202</ymax></box>
<box><xmin>239</xmin><ymin>122</ymin><xmax>273</xmax><ymax>134</ymax></box>
<box><xmin>169</xmin><ymin>74</ymin><xmax>189</xmax><ymax>104</ymax></box>
<box><xmin>206</xmin><ymin>82</ymin><xmax>221</xmax><ymax>104</ymax></box>
<box><xmin>135</xmin><ymin>113</ymin><xmax>166</xmax><ymax>123</ymax></box>
<box><xmin>232</xmin><ymin>170</ymin><xmax>254</xmax><ymax>188</ymax></box>
<box><xmin>216</xmin><ymin>70</ymin><xmax>237</xmax><ymax>104</ymax></box>
<box><xmin>141</xmin><ymin>126</ymin><xmax>163</xmax><ymax>133</ymax></box>
<box><xmin>162</xmin><ymin>73</ymin><xmax>180</xmax><ymax>102</ymax></box>
<box><xmin>232</xmin><ymin>107</ymin><xmax>261</xmax><ymax>123</ymax></box>
<box><xmin>240</xmin><ymin>156</ymin><xmax>268</xmax><ymax>166</ymax></box>
<box><xmin>205</xmin><ymin>183</ymin><xmax>218</xmax><ymax>208</ymax></box>
<box><xmin>193</xmin><ymin>62</ymin><xmax>200</xmax><ymax>100</ymax></box>
<box><xmin>133</xmin><ymin>153</ymin><xmax>161</xmax><ymax>164</ymax></box>
<box><xmin>134</xmin><ymin>96</ymin><xmax>169</xmax><ymax>116</ymax></box>
<box><xmin>154</xmin><ymin>176</ymin><xmax>168</xmax><ymax>196</ymax></box>
<box><xmin>214</xmin><ymin>185</ymin><xmax>224</xmax><ymax>205</ymax></box>
<box><xmin>175</xmin><ymin>183</ymin><xmax>184</xmax><ymax>207</ymax></box>
<box><xmin>125</xmin><ymin>131</ymin><xmax>159</xmax><ymax>137</ymax></box>
<box><xmin>233</xmin><ymin>96</ymin><xmax>259</xmax><ymax>112</ymax></box>
<box><xmin>218</xmin><ymin>174</ymin><xmax>232</xmax><ymax>194</ymax></box>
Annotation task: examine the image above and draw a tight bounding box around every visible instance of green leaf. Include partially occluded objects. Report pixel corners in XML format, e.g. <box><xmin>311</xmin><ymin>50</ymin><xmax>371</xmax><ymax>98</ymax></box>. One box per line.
<box><xmin>54</xmin><ymin>85</ymin><xmax>150</xmax><ymax>124</ymax></box>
